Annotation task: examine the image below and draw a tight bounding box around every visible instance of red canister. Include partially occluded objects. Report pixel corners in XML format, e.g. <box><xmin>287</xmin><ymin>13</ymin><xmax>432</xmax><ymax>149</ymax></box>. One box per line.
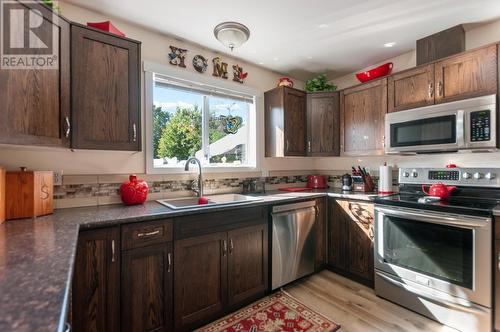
<box><xmin>307</xmin><ymin>175</ymin><xmax>327</xmax><ymax>189</ymax></box>
<box><xmin>119</xmin><ymin>175</ymin><xmax>149</xmax><ymax>205</ymax></box>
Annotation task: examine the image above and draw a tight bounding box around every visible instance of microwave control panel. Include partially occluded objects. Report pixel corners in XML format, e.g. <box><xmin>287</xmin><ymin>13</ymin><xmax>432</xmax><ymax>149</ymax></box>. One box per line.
<box><xmin>470</xmin><ymin>110</ymin><xmax>490</xmax><ymax>142</ymax></box>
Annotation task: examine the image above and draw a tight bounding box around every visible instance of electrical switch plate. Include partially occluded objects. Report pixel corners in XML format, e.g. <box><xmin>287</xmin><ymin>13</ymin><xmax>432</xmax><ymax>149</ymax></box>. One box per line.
<box><xmin>53</xmin><ymin>170</ymin><xmax>63</xmax><ymax>186</ymax></box>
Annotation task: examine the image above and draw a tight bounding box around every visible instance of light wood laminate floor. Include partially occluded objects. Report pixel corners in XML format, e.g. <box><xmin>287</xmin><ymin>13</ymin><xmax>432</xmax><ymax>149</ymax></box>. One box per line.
<box><xmin>285</xmin><ymin>270</ymin><xmax>458</xmax><ymax>332</ymax></box>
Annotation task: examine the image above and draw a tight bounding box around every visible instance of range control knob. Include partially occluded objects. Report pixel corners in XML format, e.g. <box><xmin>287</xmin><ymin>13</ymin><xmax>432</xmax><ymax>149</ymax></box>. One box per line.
<box><xmin>411</xmin><ymin>171</ymin><xmax>418</xmax><ymax>178</ymax></box>
<box><xmin>473</xmin><ymin>172</ymin><xmax>483</xmax><ymax>180</ymax></box>
<box><xmin>462</xmin><ymin>172</ymin><xmax>472</xmax><ymax>179</ymax></box>
<box><xmin>403</xmin><ymin>172</ymin><xmax>410</xmax><ymax>178</ymax></box>
<box><xmin>485</xmin><ymin>172</ymin><xmax>496</xmax><ymax>180</ymax></box>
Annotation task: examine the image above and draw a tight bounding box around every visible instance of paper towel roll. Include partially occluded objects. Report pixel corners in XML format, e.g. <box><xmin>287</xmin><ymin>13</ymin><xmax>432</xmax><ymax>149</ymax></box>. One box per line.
<box><xmin>378</xmin><ymin>165</ymin><xmax>393</xmax><ymax>193</ymax></box>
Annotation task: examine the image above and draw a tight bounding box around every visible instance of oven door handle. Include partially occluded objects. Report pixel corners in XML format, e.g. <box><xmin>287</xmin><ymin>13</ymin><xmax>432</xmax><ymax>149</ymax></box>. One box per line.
<box><xmin>377</xmin><ymin>272</ymin><xmax>489</xmax><ymax>314</ymax></box>
<box><xmin>375</xmin><ymin>206</ymin><xmax>490</xmax><ymax>228</ymax></box>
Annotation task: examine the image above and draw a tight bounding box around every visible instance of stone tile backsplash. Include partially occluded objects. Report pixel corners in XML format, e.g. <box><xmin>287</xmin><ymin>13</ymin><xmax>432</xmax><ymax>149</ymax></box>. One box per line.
<box><xmin>53</xmin><ymin>171</ymin><xmax>396</xmax><ymax>209</ymax></box>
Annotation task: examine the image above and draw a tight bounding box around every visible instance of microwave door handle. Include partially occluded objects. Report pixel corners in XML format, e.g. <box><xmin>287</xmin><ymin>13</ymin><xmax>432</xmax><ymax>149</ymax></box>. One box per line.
<box><xmin>456</xmin><ymin>110</ymin><xmax>465</xmax><ymax>147</ymax></box>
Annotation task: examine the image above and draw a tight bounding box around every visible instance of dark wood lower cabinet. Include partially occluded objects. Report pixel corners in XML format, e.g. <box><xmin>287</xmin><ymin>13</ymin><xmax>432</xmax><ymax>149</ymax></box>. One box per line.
<box><xmin>121</xmin><ymin>243</ymin><xmax>173</xmax><ymax>332</ymax></box>
<box><xmin>227</xmin><ymin>224</ymin><xmax>268</xmax><ymax>307</ymax></box>
<box><xmin>174</xmin><ymin>232</ymin><xmax>227</xmax><ymax>331</ymax></box>
<box><xmin>314</xmin><ymin>197</ymin><xmax>328</xmax><ymax>271</ymax></box>
<box><xmin>495</xmin><ymin>217</ymin><xmax>500</xmax><ymax>332</ymax></box>
<box><xmin>173</xmin><ymin>221</ymin><xmax>268</xmax><ymax>331</ymax></box>
<box><xmin>72</xmin><ymin>227</ymin><xmax>120</xmax><ymax>332</ymax></box>
<box><xmin>327</xmin><ymin>199</ymin><xmax>374</xmax><ymax>287</ymax></box>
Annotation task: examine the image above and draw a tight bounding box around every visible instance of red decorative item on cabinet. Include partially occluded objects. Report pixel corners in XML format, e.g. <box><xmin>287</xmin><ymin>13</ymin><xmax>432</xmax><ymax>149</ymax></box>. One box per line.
<box><xmin>87</xmin><ymin>21</ymin><xmax>126</xmax><ymax>37</ymax></box>
<box><xmin>356</xmin><ymin>62</ymin><xmax>393</xmax><ymax>83</ymax></box>
<box><xmin>120</xmin><ymin>175</ymin><xmax>149</xmax><ymax>205</ymax></box>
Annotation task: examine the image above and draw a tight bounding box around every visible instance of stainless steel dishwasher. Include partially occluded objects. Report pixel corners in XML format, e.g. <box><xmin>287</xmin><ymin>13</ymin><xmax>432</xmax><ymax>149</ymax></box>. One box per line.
<box><xmin>271</xmin><ymin>200</ymin><xmax>316</xmax><ymax>290</ymax></box>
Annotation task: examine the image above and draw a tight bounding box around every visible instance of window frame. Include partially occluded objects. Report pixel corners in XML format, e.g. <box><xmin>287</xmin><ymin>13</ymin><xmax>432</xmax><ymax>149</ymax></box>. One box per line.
<box><xmin>144</xmin><ymin>61</ymin><xmax>262</xmax><ymax>174</ymax></box>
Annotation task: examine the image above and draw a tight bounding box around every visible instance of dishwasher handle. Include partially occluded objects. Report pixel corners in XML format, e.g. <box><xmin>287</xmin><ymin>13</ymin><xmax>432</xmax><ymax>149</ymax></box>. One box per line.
<box><xmin>272</xmin><ymin>200</ymin><xmax>316</xmax><ymax>214</ymax></box>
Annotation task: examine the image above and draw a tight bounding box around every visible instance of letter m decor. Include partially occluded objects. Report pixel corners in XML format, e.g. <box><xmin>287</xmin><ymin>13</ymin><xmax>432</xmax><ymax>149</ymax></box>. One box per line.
<box><xmin>212</xmin><ymin>57</ymin><xmax>228</xmax><ymax>79</ymax></box>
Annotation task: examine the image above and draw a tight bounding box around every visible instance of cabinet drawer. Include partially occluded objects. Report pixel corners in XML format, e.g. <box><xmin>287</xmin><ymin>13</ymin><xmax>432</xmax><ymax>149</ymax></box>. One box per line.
<box><xmin>174</xmin><ymin>206</ymin><xmax>267</xmax><ymax>240</ymax></box>
<box><xmin>122</xmin><ymin>219</ymin><xmax>173</xmax><ymax>250</ymax></box>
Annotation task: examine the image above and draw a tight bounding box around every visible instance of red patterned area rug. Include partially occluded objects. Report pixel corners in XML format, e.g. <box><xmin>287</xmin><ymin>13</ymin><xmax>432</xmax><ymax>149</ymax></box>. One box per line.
<box><xmin>195</xmin><ymin>291</ymin><xmax>341</xmax><ymax>332</ymax></box>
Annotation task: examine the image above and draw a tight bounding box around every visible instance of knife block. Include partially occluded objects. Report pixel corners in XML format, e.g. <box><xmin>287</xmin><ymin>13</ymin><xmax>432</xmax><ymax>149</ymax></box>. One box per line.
<box><xmin>0</xmin><ymin>167</ymin><xmax>5</xmax><ymax>224</ymax></box>
<box><xmin>5</xmin><ymin>168</ymin><xmax>53</xmax><ymax>220</ymax></box>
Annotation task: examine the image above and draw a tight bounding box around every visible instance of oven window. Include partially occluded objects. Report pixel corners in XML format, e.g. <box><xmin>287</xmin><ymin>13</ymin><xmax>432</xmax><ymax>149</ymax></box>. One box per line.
<box><xmin>383</xmin><ymin>216</ymin><xmax>473</xmax><ymax>288</ymax></box>
<box><xmin>390</xmin><ymin>115</ymin><xmax>456</xmax><ymax>147</ymax></box>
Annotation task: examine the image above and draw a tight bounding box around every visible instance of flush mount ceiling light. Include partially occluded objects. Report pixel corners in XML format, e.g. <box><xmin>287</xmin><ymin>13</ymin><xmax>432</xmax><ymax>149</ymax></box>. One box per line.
<box><xmin>214</xmin><ymin>22</ymin><xmax>250</xmax><ymax>51</ymax></box>
<box><xmin>384</xmin><ymin>42</ymin><xmax>396</xmax><ymax>48</ymax></box>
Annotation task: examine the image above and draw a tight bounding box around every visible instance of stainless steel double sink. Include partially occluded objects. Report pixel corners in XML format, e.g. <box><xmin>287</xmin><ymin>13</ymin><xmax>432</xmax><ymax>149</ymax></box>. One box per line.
<box><xmin>157</xmin><ymin>193</ymin><xmax>263</xmax><ymax>210</ymax></box>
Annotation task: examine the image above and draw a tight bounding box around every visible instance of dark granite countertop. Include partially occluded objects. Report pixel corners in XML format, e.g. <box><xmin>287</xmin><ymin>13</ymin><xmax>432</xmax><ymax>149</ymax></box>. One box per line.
<box><xmin>0</xmin><ymin>189</ymin><xmax>382</xmax><ymax>331</ymax></box>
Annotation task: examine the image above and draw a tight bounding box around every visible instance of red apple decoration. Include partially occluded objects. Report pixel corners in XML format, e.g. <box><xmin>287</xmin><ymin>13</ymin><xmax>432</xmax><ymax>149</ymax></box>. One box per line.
<box><xmin>198</xmin><ymin>197</ymin><xmax>209</xmax><ymax>205</ymax></box>
<box><xmin>119</xmin><ymin>175</ymin><xmax>149</xmax><ymax>205</ymax></box>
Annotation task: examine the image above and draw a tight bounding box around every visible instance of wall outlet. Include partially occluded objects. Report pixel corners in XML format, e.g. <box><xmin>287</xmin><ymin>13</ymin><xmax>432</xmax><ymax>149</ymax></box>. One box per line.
<box><xmin>53</xmin><ymin>170</ymin><xmax>63</xmax><ymax>186</ymax></box>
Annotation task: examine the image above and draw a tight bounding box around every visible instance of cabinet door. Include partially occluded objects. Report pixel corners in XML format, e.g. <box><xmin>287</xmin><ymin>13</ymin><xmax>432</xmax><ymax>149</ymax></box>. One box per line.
<box><xmin>314</xmin><ymin>197</ymin><xmax>327</xmax><ymax>271</ymax></box>
<box><xmin>435</xmin><ymin>45</ymin><xmax>497</xmax><ymax>104</ymax></box>
<box><xmin>307</xmin><ymin>92</ymin><xmax>340</xmax><ymax>156</ymax></box>
<box><xmin>0</xmin><ymin>2</ymin><xmax>70</xmax><ymax>147</ymax></box>
<box><xmin>71</xmin><ymin>25</ymin><xmax>141</xmax><ymax>150</ymax></box>
<box><xmin>340</xmin><ymin>78</ymin><xmax>387</xmax><ymax>156</ymax></box>
<box><xmin>72</xmin><ymin>227</ymin><xmax>120</xmax><ymax>332</ymax></box>
<box><xmin>121</xmin><ymin>243</ymin><xmax>173</xmax><ymax>332</ymax></box>
<box><xmin>344</xmin><ymin>201</ymin><xmax>374</xmax><ymax>285</ymax></box>
<box><xmin>495</xmin><ymin>238</ymin><xmax>500</xmax><ymax>331</ymax></box>
<box><xmin>284</xmin><ymin>88</ymin><xmax>307</xmax><ymax>156</ymax></box>
<box><xmin>174</xmin><ymin>232</ymin><xmax>227</xmax><ymax>331</ymax></box>
<box><xmin>388</xmin><ymin>64</ymin><xmax>435</xmax><ymax>113</ymax></box>
<box><xmin>227</xmin><ymin>224</ymin><xmax>268</xmax><ymax>307</ymax></box>
<box><xmin>328</xmin><ymin>199</ymin><xmax>348</xmax><ymax>271</ymax></box>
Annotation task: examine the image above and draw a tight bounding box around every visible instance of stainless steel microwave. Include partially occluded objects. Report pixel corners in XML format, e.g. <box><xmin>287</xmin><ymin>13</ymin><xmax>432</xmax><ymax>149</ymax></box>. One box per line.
<box><xmin>385</xmin><ymin>94</ymin><xmax>497</xmax><ymax>154</ymax></box>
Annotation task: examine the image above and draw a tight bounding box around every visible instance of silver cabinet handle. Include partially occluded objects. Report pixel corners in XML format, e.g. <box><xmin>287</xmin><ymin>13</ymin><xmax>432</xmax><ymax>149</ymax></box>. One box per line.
<box><xmin>308</xmin><ymin>140</ymin><xmax>311</xmax><ymax>153</ymax></box>
<box><xmin>382</xmin><ymin>135</ymin><xmax>386</xmax><ymax>148</ymax></box>
<box><xmin>437</xmin><ymin>81</ymin><xmax>443</xmax><ymax>97</ymax></box>
<box><xmin>65</xmin><ymin>117</ymin><xmax>71</xmax><ymax>138</ymax></box>
<box><xmin>132</xmin><ymin>123</ymin><xmax>137</xmax><ymax>142</ymax></box>
<box><xmin>137</xmin><ymin>229</ymin><xmax>160</xmax><ymax>238</ymax></box>
<box><xmin>428</xmin><ymin>82</ymin><xmax>434</xmax><ymax>98</ymax></box>
<box><xmin>222</xmin><ymin>240</ymin><xmax>227</xmax><ymax>256</ymax></box>
<box><xmin>65</xmin><ymin>322</ymin><xmax>71</xmax><ymax>332</ymax></box>
<box><xmin>111</xmin><ymin>239</ymin><xmax>116</xmax><ymax>263</ymax></box>
<box><xmin>167</xmin><ymin>252</ymin><xmax>172</xmax><ymax>273</ymax></box>
<box><xmin>286</xmin><ymin>140</ymin><xmax>290</xmax><ymax>152</ymax></box>
<box><xmin>497</xmin><ymin>251</ymin><xmax>500</xmax><ymax>271</ymax></box>
<box><xmin>229</xmin><ymin>238</ymin><xmax>234</xmax><ymax>254</ymax></box>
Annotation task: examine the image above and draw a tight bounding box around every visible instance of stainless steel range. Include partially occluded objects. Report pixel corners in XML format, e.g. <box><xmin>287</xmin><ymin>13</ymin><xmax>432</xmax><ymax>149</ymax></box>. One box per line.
<box><xmin>374</xmin><ymin>167</ymin><xmax>500</xmax><ymax>332</ymax></box>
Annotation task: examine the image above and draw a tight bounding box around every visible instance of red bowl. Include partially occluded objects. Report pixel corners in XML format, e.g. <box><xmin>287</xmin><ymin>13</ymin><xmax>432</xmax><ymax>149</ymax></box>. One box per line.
<box><xmin>356</xmin><ymin>62</ymin><xmax>393</xmax><ymax>83</ymax></box>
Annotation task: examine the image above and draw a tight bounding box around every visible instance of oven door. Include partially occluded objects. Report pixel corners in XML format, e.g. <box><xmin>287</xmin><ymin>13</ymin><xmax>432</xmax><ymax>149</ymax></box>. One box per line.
<box><xmin>374</xmin><ymin>206</ymin><xmax>491</xmax><ymax>307</ymax></box>
<box><xmin>385</xmin><ymin>109</ymin><xmax>464</xmax><ymax>154</ymax></box>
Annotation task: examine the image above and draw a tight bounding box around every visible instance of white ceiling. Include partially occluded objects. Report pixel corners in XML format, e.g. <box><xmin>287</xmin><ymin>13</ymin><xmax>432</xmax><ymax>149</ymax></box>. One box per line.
<box><xmin>66</xmin><ymin>0</ymin><xmax>500</xmax><ymax>80</ymax></box>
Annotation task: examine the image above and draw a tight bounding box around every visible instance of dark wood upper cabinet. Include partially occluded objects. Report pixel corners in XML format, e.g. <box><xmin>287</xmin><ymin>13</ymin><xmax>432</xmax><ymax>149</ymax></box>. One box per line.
<box><xmin>307</xmin><ymin>92</ymin><xmax>340</xmax><ymax>156</ymax></box>
<box><xmin>434</xmin><ymin>44</ymin><xmax>497</xmax><ymax>104</ymax></box>
<box><xmin>314</xmin><ymin>197</ymin><xmax>328</xmax><ymax>271</ymax></box>
<box><xmin>340</xmin><ymin>78</ymin><xmax>387</xmax><ymax>156</ymax></box>
<box><xmin>265</xmin><ymin>87</ymin><xmax>306</xmax><ymax>157</ymax></box>
<box><xmin>71</xmin><ymin>24</ymin><xmax>141</xmax><ymax>151</ymax></box>
<box><xmin>388</xmin><ymin>64</ymin><xmax>435</xmax><ymax>113</ymax></box>
<box><xmin>227</xmin><ymin>224</ymin><xmax>268</xmax><ymax>308</ymax></box>
<box><xmin>174</xmin><ymin>232</ymin><xmax>227</xmax><ymax>331</ymax></box>
<box><xmin>72</xmin><ymin>227</ymin><xmax>120</xmax><ymax>332</ymax></box>
<box><xmin>121</xmin><ymin>242</ymin><xmax>173</xmax><ymax>332</ymax></box>
<box><xmin>328</xmin><ymin>199</ymin><xmax>374</xmax><ymax>287</ymax></box>
<box><xmin>0</xmin><ymin>2</ymin><xmax>70</xmax><ymax>147</ymax></box>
